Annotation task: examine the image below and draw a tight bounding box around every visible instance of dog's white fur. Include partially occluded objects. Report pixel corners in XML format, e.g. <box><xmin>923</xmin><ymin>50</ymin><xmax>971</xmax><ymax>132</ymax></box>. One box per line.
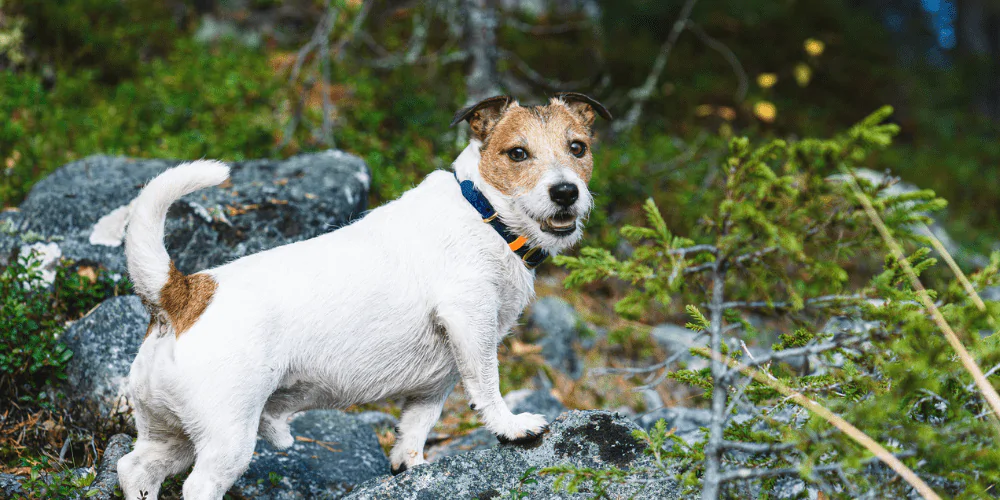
<box><xmin>116</xmin><ymin>138</ymin><xmax>592</xmax><ymax>500</ymax></box>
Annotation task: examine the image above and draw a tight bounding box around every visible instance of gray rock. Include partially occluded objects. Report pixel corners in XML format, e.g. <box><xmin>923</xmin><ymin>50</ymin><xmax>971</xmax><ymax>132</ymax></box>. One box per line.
<box><xmin>355</xmin><ymin>411</ymin><xmax>399</xmax><ymax>431</ymax></box>
<box><xmin>530</xmin><ymin>297</ymin><xmax>584</xmax><ymax>379</ymax></box>
<box><xmin>232</xmin><ymin>410</ymin><xmax>390</xmax><ymax>499</ymax></box>
<box><xmin>85</xmin><ymin>433</ymin><xmax>134</xmax><ymax>500</ymax></box>
<box><xmin>61</xmin><ymin>296</ymin><xmax>148</xmax><ymax>418</ymax></box>
<box><xmin>424</xmin><ymin>428</ymin><xmax>498</xmax><ymax>462</ymax></box>
<box><xmin>982</xmin><ymin>285</ymin><xmax>1000</xmax><ymax>302</ymax></box>
<box><xmin>0</xmin><ymin>151</ymin><xmax>369</xmax><ymax>275</ymax></box>
<box><xmin>0</xmin><ymin>473</ymin><xmax>24</xmax><ymax>498</ymax></box>
<box><xmin>507</xmin><ymin>389</ymin><xmax>568</xmax><ymax>422</ymax></box>
<box><xmin>348</xmin><ymin>411</ymin><xmax>680</xmax><ymax>499</ymax></box>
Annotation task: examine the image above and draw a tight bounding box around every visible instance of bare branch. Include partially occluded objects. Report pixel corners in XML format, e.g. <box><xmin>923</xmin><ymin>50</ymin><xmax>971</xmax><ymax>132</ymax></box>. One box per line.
<box><xmin>720</xmin><ymin>440</ymin><xmax>799</xmax><ymax>454</ymax></box>
<box><xmin>506</xmin><ymin>18</ymin><xmax>589</xmax><ymax>35</ymax></box>
<box><xmin>614</xmin><ymin>0</ymin><xmax>699</xmax><ymax>134</ymax></box>
<box><xmin>730</xmin><ymin>335</ymin><xmax>865</xmax><ymax>373</ymax></box>
<box><xmin>718</xmin><ymin>451</ymin><xmax>916</xmax><ymax>482</ymax></box>
<box><xmin>667</xmin><ymin>244</ymin><xmax>718</xmax><ymax>256</ymax></box>
<box><xmin>721</xmin><ymin>294</ymin><xmax>866</xmax><ymax>311</ymax></box>
<box><xmin>499</xmin><ymin>49</ymin><xmax>599</xmax><ymax>91</ymax></box>
<box><xmin>684</xmin><ymin>20</ymin><xmax>748</xmax><ymax>102</ymax></box>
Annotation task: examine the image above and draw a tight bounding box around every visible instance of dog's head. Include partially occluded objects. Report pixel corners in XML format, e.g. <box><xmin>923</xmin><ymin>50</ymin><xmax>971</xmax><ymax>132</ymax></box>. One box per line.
<box><xmin>452</xmin><ymin>93</ymin><xmax>611</xmax><ymax>254</ymax></box>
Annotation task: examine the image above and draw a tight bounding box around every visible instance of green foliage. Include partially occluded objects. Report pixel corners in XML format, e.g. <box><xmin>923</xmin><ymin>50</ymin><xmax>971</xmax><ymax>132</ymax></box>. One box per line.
<box><xmin>0</xmin><ymin>251</ymin><xmax>131</xmax><ymax>401</ymax></box>
<box><xmin>503</xmin><ymin>466</ymin><xmax>539</xmax><ymax>499</ymax></box>
<box><xmin>18</xmin><ymin>455</ymin><xmax>96</xmax><ymax>499</ymax></box>
<box><xmin>1</xmin><ymin>38</ymin><xmax>284</xmax><ymax>204</ymax></box>
<box><xmin>538</xmin><ymin>464</ymin><xmax>630</xmax><ymax>500</ymax></box>
<box><xmin>559</xmin><ymin>108</ymin><xmax>1000</xmax><ymax>495</ymax></box>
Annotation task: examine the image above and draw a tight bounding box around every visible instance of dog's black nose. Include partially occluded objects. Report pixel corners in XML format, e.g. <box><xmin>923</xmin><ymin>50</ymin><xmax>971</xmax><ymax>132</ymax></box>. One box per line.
<box><xmin>549</xmin><ymin>183</ymin><xmax>579</xmax><ymax>207</ymax></box>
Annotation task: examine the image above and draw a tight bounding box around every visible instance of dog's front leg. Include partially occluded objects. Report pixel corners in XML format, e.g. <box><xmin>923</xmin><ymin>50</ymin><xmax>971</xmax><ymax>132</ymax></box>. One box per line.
<box><xmin>437</xmin><ymin>302</ymin><xmax>548</xmax><ymax>443</ymax></box>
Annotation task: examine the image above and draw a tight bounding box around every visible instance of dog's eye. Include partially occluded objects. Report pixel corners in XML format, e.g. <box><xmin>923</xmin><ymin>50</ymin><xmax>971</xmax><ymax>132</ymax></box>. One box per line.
<box><xmin>507</xmin><ymin>147</ymin><xmax>529</xmax><ymax>162</ymax></box>
<box><xmin>570</xmin><ymin>141</ymin><xmax>587</xmax><ymax>158</ymax></box>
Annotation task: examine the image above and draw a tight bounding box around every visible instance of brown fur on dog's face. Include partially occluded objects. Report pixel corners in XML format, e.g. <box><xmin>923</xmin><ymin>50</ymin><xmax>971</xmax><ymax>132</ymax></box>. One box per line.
<box><xmin>476</xmin><ymin>99</ymin><xmax>595</xmax><ymax>196</ymax></box>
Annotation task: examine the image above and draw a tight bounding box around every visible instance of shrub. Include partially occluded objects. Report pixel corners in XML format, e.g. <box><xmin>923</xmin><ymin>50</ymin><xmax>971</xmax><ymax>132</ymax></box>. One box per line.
<box><xmin>554</xmin><ymin>107</ymin><xmax>1000</xmax><ymax>497</ymax></box>
<box><xmin>0</xmin><ymin>251</ymin><xmax>131</xmax><ymax>400</ymax></box>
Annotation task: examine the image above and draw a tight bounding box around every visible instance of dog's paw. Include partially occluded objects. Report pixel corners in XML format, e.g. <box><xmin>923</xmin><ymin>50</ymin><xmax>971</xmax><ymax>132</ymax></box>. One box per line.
<box><xmin>493</xmin><ymin>412</ymin><xmax>549</xmax><ymax>444</ymax></box>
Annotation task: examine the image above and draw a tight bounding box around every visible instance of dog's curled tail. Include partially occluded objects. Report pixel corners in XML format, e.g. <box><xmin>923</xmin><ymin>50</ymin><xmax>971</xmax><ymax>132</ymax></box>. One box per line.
<box><xmin>125</xmin><ymin>160</ymin><xmax>230</xmax><ymax>305</ymax></box>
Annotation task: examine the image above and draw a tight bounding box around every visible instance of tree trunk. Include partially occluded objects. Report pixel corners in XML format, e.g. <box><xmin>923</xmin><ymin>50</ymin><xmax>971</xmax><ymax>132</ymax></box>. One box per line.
<box><xmin>462</xmin><ymin>0</ymin><xmax>502</xmax><ymax>102</ymax></box>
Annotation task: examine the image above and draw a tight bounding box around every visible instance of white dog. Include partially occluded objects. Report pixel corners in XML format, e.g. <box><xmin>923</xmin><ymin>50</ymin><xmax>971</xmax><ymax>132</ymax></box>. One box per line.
<box><xmin>116</xmin><ymin>92</ymin><xmax>610</xmax><ymax>500</ymax></box>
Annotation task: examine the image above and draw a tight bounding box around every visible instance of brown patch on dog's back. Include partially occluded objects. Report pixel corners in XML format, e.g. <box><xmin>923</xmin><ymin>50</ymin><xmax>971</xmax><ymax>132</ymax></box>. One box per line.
<box><xmin>160</xmin><ymin>262</ymin><xmax>217</xmax><ymax>337</ymax></box>
<box><xmin>478</xmin><ymin>103</ymin><xmax>595</xmax><ymax>195</ymax></box>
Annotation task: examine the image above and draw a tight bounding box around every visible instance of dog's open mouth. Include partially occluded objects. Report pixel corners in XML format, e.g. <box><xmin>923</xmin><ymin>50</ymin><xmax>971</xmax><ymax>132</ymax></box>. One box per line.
<box><xmin>540</xmin><ymin>212</ymin><xmax>577</xmax><ymax>236</ymax></box>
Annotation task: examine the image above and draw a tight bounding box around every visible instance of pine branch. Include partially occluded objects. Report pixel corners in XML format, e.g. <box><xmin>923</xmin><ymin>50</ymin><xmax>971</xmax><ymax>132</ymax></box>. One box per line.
<box><xmin>696</xmin><ymin>346</ymin><xmax>941</xmax><ymax>499</ymax></box>
<box><xmin>842</xmin><ymin>168</ymin><xmax>1000</xmax><ymax>427</ymax></box>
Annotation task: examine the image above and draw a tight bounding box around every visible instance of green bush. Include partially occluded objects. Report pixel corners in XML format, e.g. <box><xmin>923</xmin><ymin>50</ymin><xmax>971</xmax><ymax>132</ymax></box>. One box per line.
<box><xmin>1</xmin><ymin>39</ymin><xmax>284</xmax><ymax>205</ymax></box>
<box><xmin>554</xmin><ymin>108</ymin><xmax>1000</xmax><ymax>497</ymax></box>
<box><xmin>0</xmin><ymin>252</ymin><xmax>131</xmax><ymax>400</ymax></box>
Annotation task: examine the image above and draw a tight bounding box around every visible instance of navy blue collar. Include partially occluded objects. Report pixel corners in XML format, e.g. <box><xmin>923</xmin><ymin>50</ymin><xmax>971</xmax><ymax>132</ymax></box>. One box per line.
<box><xmin>454</xmin><ymin>172</ymin><xmax>548</xmax><ymax>269</ymax></box>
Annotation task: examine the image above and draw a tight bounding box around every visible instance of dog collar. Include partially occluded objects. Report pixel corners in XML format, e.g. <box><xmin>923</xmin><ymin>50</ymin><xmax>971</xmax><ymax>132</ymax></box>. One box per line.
<box><xmin>455</xmin><ymin>173</ymin><xmax>549</xmax><ymax>269</ymax></box>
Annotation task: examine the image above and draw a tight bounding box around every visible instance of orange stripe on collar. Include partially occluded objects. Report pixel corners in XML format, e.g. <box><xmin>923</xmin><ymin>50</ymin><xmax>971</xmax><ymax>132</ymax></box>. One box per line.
<box><xmin>508</xmin><ymin>235</ymin><xmax>528</xmax><ymax>252</ymax></box>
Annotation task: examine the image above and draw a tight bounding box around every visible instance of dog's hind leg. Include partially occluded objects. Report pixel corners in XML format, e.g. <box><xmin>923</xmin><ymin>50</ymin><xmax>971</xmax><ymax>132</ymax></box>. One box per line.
<box><xmin>389</xmin><ymin>384</ymin><xmax>454</xmax><ymax>475</ymax></box>
<box><xmin>181</xmin><ymin>411</ymin><xmax>260</xmax><ymax>500</ymax></box>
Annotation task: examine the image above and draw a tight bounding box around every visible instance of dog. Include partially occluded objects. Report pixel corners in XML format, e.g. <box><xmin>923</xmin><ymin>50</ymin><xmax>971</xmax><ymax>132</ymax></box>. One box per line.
<box><xmin>116</xmin><ymin>92</ymin><xmax>610</xmax><ymax>500</ymax></box>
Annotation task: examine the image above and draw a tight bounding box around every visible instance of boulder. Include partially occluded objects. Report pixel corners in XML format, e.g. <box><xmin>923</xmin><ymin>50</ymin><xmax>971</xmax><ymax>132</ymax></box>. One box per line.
<box><xmin>60</xmin><ymin>295</ymin><xmax>148</xmax><ymax>418</ymax></box>
<box><xmin>232</xmin><ymin>410</ymin><xmax>391</xmax><ymax>499</ymax></box>
<box><xmin>0</xmin><ymin>151</ymin><xmax>369</xmax><ymax>275</ymax></box>
<box><xmin>529</xmin><ymin>297</ymin><xmax>585</xmax><ymax>379</ymax></box>
<box><xmin>348</xmin><ymin>411</ymin><xmax>680</xmax><ymax>499</ymax></box>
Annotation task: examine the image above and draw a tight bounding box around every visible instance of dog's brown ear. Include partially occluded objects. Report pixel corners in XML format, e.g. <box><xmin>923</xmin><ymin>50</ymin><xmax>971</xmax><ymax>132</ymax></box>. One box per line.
<box><xmin>553</xmin><ymin>92</ymin><xmax>612</xmax><ymax>128</ymax></box>
<box><xmin>451</xmin><ymin>95</ymin><xmax>514</xmax><ymax>141</ymax></box>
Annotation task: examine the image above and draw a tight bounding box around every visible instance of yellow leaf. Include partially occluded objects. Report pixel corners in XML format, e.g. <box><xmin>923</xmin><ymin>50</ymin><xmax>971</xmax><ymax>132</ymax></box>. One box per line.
<box><xmin>756</xmin><ymin>73</ymin><xmax>778</xmax><ymax>89</ymax></box>
<box><xmin>695</xmin><ymin>104</ymin><xmax>714</xmax><ymax>117</ymax></box>
<box><xmin>794</xmin><ymin>63</ymin><xmax>812</xmax><ymax>87</ymax></box>
<box><xmin>754</xmin><ymin>101</ymin><xmax>777</xmax><ymax>123</ymax></box>
<box><xmin>804</xmin><ymin>38</ymin><xmax>825</xmax><ymax>57</ymax></box>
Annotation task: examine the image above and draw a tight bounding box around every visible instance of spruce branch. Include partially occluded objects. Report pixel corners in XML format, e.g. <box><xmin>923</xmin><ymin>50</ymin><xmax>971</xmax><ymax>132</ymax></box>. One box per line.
<box><xmin>919</xmin><ymin>223</ymin><xmax>987</xmax><ymax>311</ymax></box>
<box><xmin>695</xmin><ymin>346</ymin><xmax>941</xmax><ymax>499</ymax></box>
<box><xmin>842</xmin><ymin>168</ymin><xmax>1000</xmax><ymax>426</ymax></box>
